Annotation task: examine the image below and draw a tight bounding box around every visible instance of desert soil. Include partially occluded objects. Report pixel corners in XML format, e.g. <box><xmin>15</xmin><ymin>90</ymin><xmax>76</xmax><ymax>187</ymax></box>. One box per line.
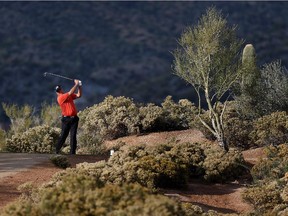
<box><xmin>0</xmin><ymin>129</ymin><xmax>265</xmax><ymax>214</ymax></box>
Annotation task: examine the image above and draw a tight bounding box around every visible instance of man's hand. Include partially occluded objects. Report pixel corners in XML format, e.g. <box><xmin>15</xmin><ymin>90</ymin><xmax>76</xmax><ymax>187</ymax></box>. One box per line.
<box><xmin>74</xmin><ymin>79</ymin><xmax>80</xmax><ymax>86</ymax></box>
<box><xmin>68</xmin><ymin>80</ymin><xmax>80</xmax><ymax>95</ymax></box>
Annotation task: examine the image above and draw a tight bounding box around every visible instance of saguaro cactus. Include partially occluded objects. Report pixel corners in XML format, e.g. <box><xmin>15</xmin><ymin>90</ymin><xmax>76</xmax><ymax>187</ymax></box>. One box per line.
<box><xmin>241</xmin><ymin>44</ymin><xmax>260</xmax><ymax>91</ymax></box>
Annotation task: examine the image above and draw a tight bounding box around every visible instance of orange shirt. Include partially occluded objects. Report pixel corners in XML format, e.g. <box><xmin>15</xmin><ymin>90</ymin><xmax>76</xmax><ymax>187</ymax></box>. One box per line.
<box><xmin>57</xmin><ymin>93</ymin><xmax>77</xmax><ymax>116</ymax></box>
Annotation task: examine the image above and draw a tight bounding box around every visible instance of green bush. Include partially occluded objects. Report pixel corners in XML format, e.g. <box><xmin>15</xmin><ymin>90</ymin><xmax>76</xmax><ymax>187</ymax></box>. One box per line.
<box><xmin>6</xmin><ymin>125</ymin><xmax>60</xmax><ymax>153</ymax></box>
<box><xmin>3</xmin><ymin>181</ymin><xmax>184</xmax><ymax>216</ymax></box>
<box><xmin>250</xmin><ymin>145</ymin><xmax>288</xmax><ymax>182</ymax></box>
<box><xmin>0</xmin><ymin>128</ymin><xmax>6</xmax><ymax>152</ymax></box>
<box><xmin>101</xmin><ymin>143</ymin><xmax>206</xmax><ymax>189</ymax></box>
<box><xmin>222</xmin><ymin>102</ymin><xmax>254</xmax><ymax>149</ymax></box>
<box><xmin>50</xmin><ymin>155</ymin><xmax>71</xmax><ymax>169</ymax></box>
<box><xmin>202</xmin><ymin>145</ymin><xmax>247</xmax><ymax>182</ymax></box>
<box><xmin>161</xmin><ymin>96</ymin><xmax>198</xmax><ymax>130</ymax></box>
<box><xmin>242</xmin><ymin>144</ymin><xmax>288</xmax><ymax>215</ymax></box>
<box><xmin>78</xmin><ymin>95</ymin><xmax>140</xmax><ymax>144</ymax></box>
<box><xmin>250</xmin><ymin>111</ymin><xmax>288</xmax><ymax>147</ymax></box>
<box><xmin>242</xmin><ymin>180</ymin><xmax>283</xmax><ymax>214</ymax></box>
<box><xmin>181</xmin><ymin>202</ymin><xmax>221</xmax><ymax>216</ymax></box>
<box><xmin>139</xmin><ymin>103</ymin><xmax>165</xmax><ymax>132</ymax></box>
<box><xmin>78</xmin><ymin>96</ymin><xmax>199</xmax><ymax>148</ymax></box>
<box><xmin>167</xmin><ymin>142</ymin><xmax>205</xmax><ymax>177</ymax></box>
<box><xmin>40</xmin><ymin>102</ymin><xmax>61</xmax><ymax>127</ymax></box>
<box><xmin>136</xmin><ymin>155</ymin><xmax>188</xmax><ymax>189</ymax></box>
<box><xmin>2</xmin><ymin>103</ymin><xmax>36</xmax><ymax>136</ymax></box>
<box><xmin>101</xmin><ymin>142</ymin><xmax>246</xmax><ymax>188</ymax></box>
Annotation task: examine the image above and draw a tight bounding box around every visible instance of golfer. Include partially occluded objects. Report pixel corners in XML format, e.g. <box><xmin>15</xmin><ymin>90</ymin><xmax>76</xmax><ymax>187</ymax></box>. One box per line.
<box><xmin>55</xmin><ymin>79</ymin><xmax>82</xmax><ymax>154</ymax></box>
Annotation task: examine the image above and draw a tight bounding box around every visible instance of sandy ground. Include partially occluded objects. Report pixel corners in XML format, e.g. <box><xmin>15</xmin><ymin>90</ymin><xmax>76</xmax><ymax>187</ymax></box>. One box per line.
<box><xmin>0</xmin><ymin>129</ymin><xmax>266</xmax><ymax>214</ymax></box>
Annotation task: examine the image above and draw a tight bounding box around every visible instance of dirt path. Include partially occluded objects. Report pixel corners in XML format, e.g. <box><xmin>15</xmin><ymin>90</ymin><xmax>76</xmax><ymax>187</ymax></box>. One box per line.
<box><xmin>0</xmin><ymin>155</ymin><xmax>107</xmax><ymax>210</ymax></box>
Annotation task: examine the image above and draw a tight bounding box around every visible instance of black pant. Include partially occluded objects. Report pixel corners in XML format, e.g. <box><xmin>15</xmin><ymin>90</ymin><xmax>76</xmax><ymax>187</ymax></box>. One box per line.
<box><xmin>56</xmin><ymin>116</ymin><xmax>79</xmax><ymax>154</ymax></box>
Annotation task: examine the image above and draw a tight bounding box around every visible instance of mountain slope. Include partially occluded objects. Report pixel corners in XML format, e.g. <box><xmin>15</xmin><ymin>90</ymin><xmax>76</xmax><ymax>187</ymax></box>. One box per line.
<box><xmin>0</xmin><ymin>2</ymin><xmax>287</xmax><ymax>122</ymax></box>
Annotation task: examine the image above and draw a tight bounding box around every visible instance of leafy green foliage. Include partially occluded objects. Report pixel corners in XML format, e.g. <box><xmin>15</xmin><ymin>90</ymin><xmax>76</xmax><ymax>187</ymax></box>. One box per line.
<box><xmin>6</xmin><ymin>125</ymin><xmax>60</xmax><ymax>153</ymax></box>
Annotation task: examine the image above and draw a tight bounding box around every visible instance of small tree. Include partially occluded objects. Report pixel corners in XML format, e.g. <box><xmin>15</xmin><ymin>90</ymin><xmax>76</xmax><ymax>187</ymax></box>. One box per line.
<box><xmin>259</xmin><ymin>60</ymin><xmax>288</xmax><ymax>114</ymax></box>
<box><xmin>2</xmin><ymin>103</ymin><xmax>35</xmax><ymax>136</ymax></box>
<box><xmin>172</xmin><ymin>7</ymin><xmax>244</xmax><ymax>151</ymax></box>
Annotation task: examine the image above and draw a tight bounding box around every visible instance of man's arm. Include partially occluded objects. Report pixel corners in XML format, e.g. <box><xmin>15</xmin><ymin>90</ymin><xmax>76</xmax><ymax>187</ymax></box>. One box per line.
<box><xmin>75</xmin><ymin>84</ymin><xmax>82</xmax><ymax>98</ymax></box>
<box><xmin>68</xmin><ymin>80</ymin><xmax>80</xmax><ymax>96</ymax></box>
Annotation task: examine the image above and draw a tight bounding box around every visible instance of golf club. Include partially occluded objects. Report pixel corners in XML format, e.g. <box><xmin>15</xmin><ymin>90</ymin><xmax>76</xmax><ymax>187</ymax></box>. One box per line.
<box><xmin>43</xmin><ymin>72</ymin><xmax>74</xmax><ymax>81</ymax></box>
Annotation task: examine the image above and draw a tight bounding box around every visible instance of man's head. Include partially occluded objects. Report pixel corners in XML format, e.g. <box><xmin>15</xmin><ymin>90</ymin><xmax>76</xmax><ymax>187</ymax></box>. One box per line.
<box><xmin>55</xmin><ymin>85</ymin><xmax>63</xmax><ymax>93</ymax></box>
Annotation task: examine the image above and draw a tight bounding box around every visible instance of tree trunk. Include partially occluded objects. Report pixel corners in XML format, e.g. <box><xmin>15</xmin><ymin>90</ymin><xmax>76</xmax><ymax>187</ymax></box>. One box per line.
<box><xmin>216</xmin><ymin>132</ymin><xmax>229</xmax><ymax>152</ymax></box>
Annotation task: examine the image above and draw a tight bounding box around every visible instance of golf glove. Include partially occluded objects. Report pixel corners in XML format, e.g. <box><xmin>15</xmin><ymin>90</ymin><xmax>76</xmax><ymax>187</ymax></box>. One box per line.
<box><xmin>79</xmin><ymin>80</ymin><xmax>82</xmax><ymax>86</ymax></box>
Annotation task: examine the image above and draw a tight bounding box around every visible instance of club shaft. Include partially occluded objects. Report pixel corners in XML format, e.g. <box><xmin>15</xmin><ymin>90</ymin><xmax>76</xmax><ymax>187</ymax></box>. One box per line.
<box><xmin>44</xmin><ymin>72</ymin><xmax>74</xmax><ymax>81</ymax></box>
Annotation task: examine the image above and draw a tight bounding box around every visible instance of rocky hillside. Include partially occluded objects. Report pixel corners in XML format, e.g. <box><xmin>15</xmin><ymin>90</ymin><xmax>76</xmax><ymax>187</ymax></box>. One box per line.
<box><xmin>0</xmin><ymin>1</ymin><xmax>287</xmax><ymax>122</ymax></box>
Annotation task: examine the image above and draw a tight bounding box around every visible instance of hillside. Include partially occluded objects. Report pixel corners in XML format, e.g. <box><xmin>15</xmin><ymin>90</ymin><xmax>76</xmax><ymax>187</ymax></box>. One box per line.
<box><xmin>0</xmin><ymin>1</ymin><xmax>287</xmax><ymax>122</ymax></box>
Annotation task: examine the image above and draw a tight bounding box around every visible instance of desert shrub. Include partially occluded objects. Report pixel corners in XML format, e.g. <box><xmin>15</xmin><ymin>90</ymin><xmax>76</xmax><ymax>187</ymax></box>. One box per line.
<box><xmin>167</xmin><ymin>142</ymin><xmax>205</xmax><ymax>177</ymax></box>
<box><xmin>0</xmin><ymin>128</ymin><xmax>6</xmax><ymax>151</ymax></box>
<box><xmin>221</xmin><ymin>102</ymin><xmax>254</xmax><ymax>149</ymax></box>
<box><xmin>251</xmin><ymin>157</ymin><xmax>288</xmax><ymax>183</ymax></box>
<box><xmin>40</xmin><ymin>102</ymin><xmax>61</xmax><ymax>127</ymax></box>
<box><xmin>181</xmin><ymin>202</ymin><xmax>222</xmax><ymax>216</ymax></box>
<box><xmin>50</xmin><ymin>155</ymin><xmax>71</xmax><ymax>169</ymax></box>
<box><xmin>242</xmin><ymin>144</ymin><xmax>288</xmax><ymax>215</ymax></box>
<box><xmin>161</xmin><ymin>96</ymin><xmax>198</xmax><ymax>130</ymax></box>
<box><xmin>45</xmin><ymin>161</ymin><xmax>106</xmax><ymax>191</ymax></box>
<box><xmin>3</xmin><ymin>182</ymin><xmax>185</xmax><ymax>216</ymax></box>
<box><xmin>5</xmin><ymin>125</ymin><xmax>60</xmax><ymax>153</ymax></box>
<box><xmin>2</xmin><ymin>103</ymin><xmax>36</xmax><ymax>136</ymax></box>
<box><xmin>202</xmin><ymin>145</ymin><xmax>247</xmax><ymax>182</ymax></box>
<box><xmin>224</xmin><ymin>116</ymin><xmax>254</xmax><ymax>149</ymax></box>
<box><xmin>250</xmin><ymin>144</ymin><xmax>288</xmax><ymax>182</ymax></box>
<box><xmin>139</xmin><ymin>103</ymin><xmax>165</xmax><ymax>132</ymax></box>
<box><xmin>259</xmin><ymin>61</ymin><xmax>288</xmax><ymax>115</ymax></box>
<box><xmin>101</xmin><ymin>143</ymin><xmax>204</xmax><ymax>189</ymax></box>
<box><xmin>250</xmin><ymin>111</ymin><xmax>288</xmax><ymax>147</ymax></box>
<box><xmin>137</xmin><ymin>155</ymin><xmax>188</xmax><ymax>188</ymax></box>
<box><xmin>242</xmin><ymin>180</ymin><xmax>283</xmax><ymax>213</ymax></box>
<box><xmin>102</xmin><ymin>142</ymin><xmax>246</xmax><ymax>188</ymax></box>
<box><xmin>77</xmin><ymin>136</ymin><xmax>105</xmax><ymax>155</ymax></box>
<box><xmin>78</xmin><ymin>95</ymin><xmax>140</xmax><ymax>144</ymax></box>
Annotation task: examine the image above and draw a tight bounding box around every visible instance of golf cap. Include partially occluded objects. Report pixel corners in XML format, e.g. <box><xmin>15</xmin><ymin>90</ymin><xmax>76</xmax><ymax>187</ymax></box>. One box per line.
<box><xmin>55</xmin><ymin>85</ymin><xmax>61</xmax><ymax>92</ymax></box>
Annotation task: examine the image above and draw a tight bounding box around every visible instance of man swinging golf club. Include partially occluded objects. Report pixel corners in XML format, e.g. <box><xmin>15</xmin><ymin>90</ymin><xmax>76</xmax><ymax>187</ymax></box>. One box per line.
<box><xmin>55</xmin><ymin>79</ymin><xmax>82</xmax><ymax>154</ymax></box>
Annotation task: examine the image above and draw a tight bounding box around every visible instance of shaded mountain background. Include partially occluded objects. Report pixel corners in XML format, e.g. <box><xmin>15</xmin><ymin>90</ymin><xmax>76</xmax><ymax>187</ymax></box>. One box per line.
<box><xmin>0</xmin><ymin>1</ymin><xmax>287</xmax><ymax>125</ymax></box>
